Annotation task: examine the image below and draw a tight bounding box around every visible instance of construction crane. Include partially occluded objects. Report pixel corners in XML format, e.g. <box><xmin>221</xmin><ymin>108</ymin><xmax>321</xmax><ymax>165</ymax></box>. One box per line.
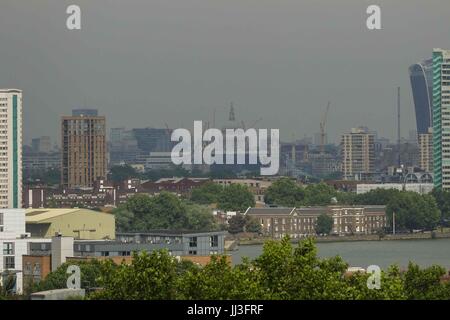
<box><xmin>320</xmin><ymin>102</ymin><xmax>331</xmax><ymax>154</ymax></box>
<box><xmin>249</xmin><ymin>117</ymin><xmax>263</xmax><ymax>128</ymax></box>
<box><xmin>164</xmin><ymin>122</ymin><xmax>172</xmax><ymax>136</ymax></box>
<box><xmin>240</xmin><ymin>117</ymin><xmax>263</xmax><ymax>130</ymax></box>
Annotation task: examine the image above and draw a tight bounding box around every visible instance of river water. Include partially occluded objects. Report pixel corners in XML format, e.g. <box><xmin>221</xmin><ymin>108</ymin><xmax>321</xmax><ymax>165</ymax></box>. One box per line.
<box><xmin>231</xmin><ymin>238</ymin><xmax>450</xmax><ymax>269</ymax></box>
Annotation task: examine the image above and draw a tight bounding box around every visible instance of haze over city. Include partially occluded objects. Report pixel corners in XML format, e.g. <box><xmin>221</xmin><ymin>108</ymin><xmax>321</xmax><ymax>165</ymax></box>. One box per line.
<box><xmin>1</xmin><ymin>0</ymin><xmax>450</xmax><ymax>144</ymax></box>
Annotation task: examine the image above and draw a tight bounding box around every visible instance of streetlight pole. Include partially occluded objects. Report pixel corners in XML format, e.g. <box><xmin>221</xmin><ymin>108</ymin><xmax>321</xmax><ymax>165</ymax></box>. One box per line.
<box><xmin>393</xmin><ymin>211</ymin><xmax>396</xmax><ymax>235</ymax></box>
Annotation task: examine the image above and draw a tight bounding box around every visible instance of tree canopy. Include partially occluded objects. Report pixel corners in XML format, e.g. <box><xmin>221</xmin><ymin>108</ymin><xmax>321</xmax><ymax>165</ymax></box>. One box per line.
<box><xmin>114</xmin><ymin>192</ymin><xmax>218</xmax><ymax>232</ymax></box>
<box><xmin>217</xmin><ymin>184</ymin><xmax>255</xmax><ymax>212</ymax></box>
<box><xmin>264</xmin><ymin>178</ymin><xmax>337</xmax><ymax>207</ymax></box>
<box><xmin>316</xmin><ymin>213</ymin><xmax>334</xmax><ymax>235</ymax></box>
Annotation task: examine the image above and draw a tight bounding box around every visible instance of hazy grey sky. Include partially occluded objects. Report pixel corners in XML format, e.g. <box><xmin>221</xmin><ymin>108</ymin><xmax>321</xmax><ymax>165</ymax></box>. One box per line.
<box><xmin>1</xmin><ymin>0</ymin><xmax>450</xmax><ymax>145</ymax></box>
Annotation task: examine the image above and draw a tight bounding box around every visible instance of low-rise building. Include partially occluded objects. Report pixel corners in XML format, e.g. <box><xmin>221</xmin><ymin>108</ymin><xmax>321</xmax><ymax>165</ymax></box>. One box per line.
<box><xmin>23</xmin><ymin>230</ymin><xmax>228</xmax><ymax>285</ymax></box>
<box><xmin>0</xmin><ymin>209</ymin><xmax>52</xmax><ymax>293</ymax></box>
<box><xmin>213</xmin><ymin>179</ymin><xmax>273</xmax><ymax>203</ymax></box>
<box><xmin>244</xmin><ymin>205</ymin><xmax>387</xmax><ymax>239</ymax></box>
<box><xmin>25</xmin><ymin>208</ymin><xmax>115</xmax><ymax>240</ymax></box>
<box><xmin>24</xmin><ymin>178</ymin><xmax>210</xmax><ymax>209</ymax></box>
<box><xmin>356</xmin><ymin>183</ymin><xmax>434</xmax><ymax>195</ymax></box>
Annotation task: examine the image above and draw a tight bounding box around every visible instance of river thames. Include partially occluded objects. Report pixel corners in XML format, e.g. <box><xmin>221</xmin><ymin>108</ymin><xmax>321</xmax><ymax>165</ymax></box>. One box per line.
<box><xmin>231</xmin><ymin>238</ymin><xmax>450</xmax><ymax>269</ymax></box>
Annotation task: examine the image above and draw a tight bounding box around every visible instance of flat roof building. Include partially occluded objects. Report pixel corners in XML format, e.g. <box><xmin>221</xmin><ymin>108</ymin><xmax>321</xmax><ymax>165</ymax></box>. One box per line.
<box><xmin>25</xmin><ymin>208</ymin><xmax>115</xmax><ymax>240</ymax></box>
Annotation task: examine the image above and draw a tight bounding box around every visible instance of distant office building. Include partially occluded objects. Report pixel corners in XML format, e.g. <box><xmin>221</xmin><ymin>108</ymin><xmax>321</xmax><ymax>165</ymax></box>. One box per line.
<box><xmin>309</xmin><ymin>153</ymin><xmax>341</xmax><ymax>178</ymax></box>
<box><xmin>408</xmin><ymin>130</ymin><xmax>418</xmax><ymax>144</ymax></box>
<box><xmin>313</xmin><ymin>132</ymin><xmax>327</xmax><ymax>146</ymax></box>
<box><xmin>24</xmin><ymin>137</ymin><xmax>60</xmax><ymax>176</ymax></box>
<box><xmin>0</xmin><ymin>89</ymin><xmax>22</xmax><ymax>208</ymax></box>
<box><xmin>23</xmin><ymin>151</ymin><xmax>61</xmax><ymax>176</ymax></box>
<box><xmin>409</xmin><ymin>59</ymin><xmax>433</xmax><ymax>135</ymax></box>
<box><xmin>356</xmin><ymin>183</ymin><xmax>434</xmax><ymax>195</ymax></box>
<box><xmin>109</xmin><ymin>127</ymin><xmax>172</xmax><ymax>166</ymax></box>
<box><xmin>144</xmin><ymin>152</ymin><xmax>178</xmax><ymax>170</ymax></box>
<box><xmin>31</xmin><ymin>136</ymin><xmax>51</xmax><ymax>153</ymax></box>
<box><xmin>71</xmin><ymin>109</ymin><xmax>98</xmax><ymax>117</ymax></box>
<box><xmin>341</xmin><ymin>127</ymin><xmax>375</xmax><ymax>180</ymax></box>
<box><xmin>61</xmin><ymin>109</ymin><xmax>106</xmax><ymax>188</ymax></box>
<box><xmin>433</xmin><ymin>49</ymin><xmax>450</xmax><ymax>190</ymax></box>
<box><xmin>132</xmin><ymin>128</ymin><xmax>173</xmax><ymax>153</ymax></box>
<box><xmin>109</xmin><ymin>127</ymin><xmax>141</xmax><ymax>166</ymax></box>
<box><xmin>418</xmin><ymin>128</ymin><xmax>433</xmax><ymax>173</ymax></box>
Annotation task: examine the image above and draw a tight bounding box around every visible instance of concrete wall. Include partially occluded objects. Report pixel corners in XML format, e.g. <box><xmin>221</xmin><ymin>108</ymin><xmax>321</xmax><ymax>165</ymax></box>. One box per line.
<box><xmin>51</xmin><ymin>236</ymin><xmax>74</xmax><ymax>271</ymax></box>
<box><xmin>30</xmin><ymin>288</ymin><xmax>85</xmax><ymax>300</ymax></box>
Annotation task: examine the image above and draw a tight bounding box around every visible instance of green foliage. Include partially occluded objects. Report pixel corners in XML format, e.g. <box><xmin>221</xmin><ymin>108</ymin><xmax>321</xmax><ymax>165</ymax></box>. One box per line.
<box><xmin>91</xmin><ymin>250</ymin><xmax>179</xmax><ymax>300</ymax></box>
<box><xmin>110</xmin><ymin>165</ymin><xmax>140</xmax><ymax>182</ymax></box>
<box><xmin>26</xmin><ymin>237</ymin><xmax>450</xmax><ymax>300</ymax></box>
<box><xmin>353</xmin><ymin>188</ymin><xmax>401</xmax><ymax>206</ymax></box>
<box><xmin>245</xmin><ymin>216</ymin><xmax>262</xmax><ymax>233</ymax></box>
<box><xmin>403</xmin><ymin>263</ymin><xmax>450</xmax><ymax>299</ymax></box>
<box><xmin>218</xmin><ymin>184</ymin><xmax>255</xmax><ymax>212</ymax></box>
<box><xmin>303</xmin><ymin>183</ymin><xmax>337</xmax><ymax>206</ymax></box>
<box><xmin>431</xmin><ymin>188</ymin><xmax>450</xmax><ymax>221</ymax></box>
<box><xmin>143</xmin><ymin>166</ymin><xmax>191</xmax><ymax>181</ymax></box>
<box><xmin>24</xmin><ymin>168</ymin><xmax>60</xmax><ymax>186</ymax></box>
<box><xmin>115</xmin><ymin>192</ymin><xmax>218</xmax><ymax>232</ymax></box>
<box><xmin>315</xmin><ymin>213</ymin><xmax>333</xmax><ymax>235</ymax></box>
<box><xmin>190</xmin><ymin>182</ymin><xmax>255</xmax><ymax>212</ymax></box>
<box><xmin>338</xmin><ymin>188</ymin><xmax>441</xmax><ymax>232</ymax></box>
<box><xmin>185</xmin><ymin>203</ymin><xmax>219</xmax><ymax>231</ymax></box>
<box><xmin>0</xmin><ymin>273</ymin><xmax>17</xmax><ymax>298</ymax></box>
<box><xmin>386</xmin><ymin>192</ymin><xmax>440</xmax><ymax>232</ymax></box>
<box><xmin>264</xmin><ymin>177</ymin><xmax>305</xmax><ymax>207</ymax></box>
<box><xmin>227</xmin><ymin>214</ymin><xmax>262</xmax><ymax>234</ymax></box>
<box><xmin>190</xmin><ymin>182</ymin><xmax>223</xmax><ymax>205</ymax></box>
<box><xmin>227</xmin><ymin>215</ymin><xmax>247</xmax><ymax>234</ymax></box>
<box><xmin>33</xmin><ymin>260</ymin><xmax>105</xmax><ymax>292</ymax></box>
<box><xmin>264</xmin><ymin>179</ymin><xmax>337</xmax><ymax>207</ymax></box>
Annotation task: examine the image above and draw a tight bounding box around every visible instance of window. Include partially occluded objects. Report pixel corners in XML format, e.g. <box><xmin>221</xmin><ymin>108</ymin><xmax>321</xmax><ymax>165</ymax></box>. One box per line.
<box><xmin>24</xmin><ymin>262</ymin><xmax>32</xmax><ymax>275</ymax></box>
<box><xmin>188</xmin><ymin>250</ymin><xmax>197</xmax><ymax>255</ymax></box>
<box><xmin>4</xmin><ymin>256</ymin><xmax>15</xmax><ymax>269</ymax></box>
<box><xmin>33</xmin><ymin>263</ymin><xmax>41</xmax><ymax>276</ymax></box>
<box><xmin>101</xmin><ymin>251</ymin><xmax>109</xmax><ymax>257</ymax></box>
<box><xmin>189</xmin><ymin>237</ymin><xmax>197</xmax><ymax>248</ymax></box>
<box><xmin>0</xmin><ymin>212</ymin><xmax>3</xmax><ymax>226</ymax></box>
<box><xmin>210</xmin><ymin>235</ymin><xmax>218</xmax><ymax>247</ymax></box>
<box><xmin>3</xmin><ymin>242</ymin><xmax>14</xmax><ymax>255</ymax></box>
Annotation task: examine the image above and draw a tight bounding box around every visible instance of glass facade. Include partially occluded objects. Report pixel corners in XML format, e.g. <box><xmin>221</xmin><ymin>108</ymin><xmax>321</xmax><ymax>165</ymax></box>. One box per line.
<box><xmin>409</xmin><ymin>59</ymin><xmax>433</xmax><ymax>135</ymax></box>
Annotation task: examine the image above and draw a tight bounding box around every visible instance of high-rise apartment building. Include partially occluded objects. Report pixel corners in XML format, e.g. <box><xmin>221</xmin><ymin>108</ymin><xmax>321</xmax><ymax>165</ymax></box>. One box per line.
<box><xmin>433</xmin><ymin>49</ymin><xmax>450</xmax><ymax>190</ymax></box>
<box><xmin>418</xmin><ymin>128</ymin><xmax>433</xmax><ymax>173</ymax></box>
<box><xmin>0</xmin><ymin>89</ymin><xmax>22</xmax><ymax>208</ymax></box>
<box><xmin>61</xmin><ymin>109</ymin><xmax>106</xmax><ymax>188</ymax></box>
<box><xmin>409</xmin><ymin>59</ymin><xmax>433</xmax><ymax>135</ymax></box>
<box><xmin>341</xmin><ymin>127</ymin><xmax>375</xmax><ymax>180</ymax></box>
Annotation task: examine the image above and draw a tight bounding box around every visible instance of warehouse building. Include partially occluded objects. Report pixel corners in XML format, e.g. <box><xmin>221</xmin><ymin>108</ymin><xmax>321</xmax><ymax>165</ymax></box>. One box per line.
<box><xmin>25</xmin><ymin>208</ymin><xmax>115</xmax><ymax>240</ymax></box>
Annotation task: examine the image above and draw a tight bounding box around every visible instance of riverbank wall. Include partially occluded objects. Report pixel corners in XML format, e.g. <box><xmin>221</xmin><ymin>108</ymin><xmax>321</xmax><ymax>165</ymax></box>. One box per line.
<box><xmin>237</xmin><ymin>231</ymin><xmax>450</xmax><ymax>246</ymax></box>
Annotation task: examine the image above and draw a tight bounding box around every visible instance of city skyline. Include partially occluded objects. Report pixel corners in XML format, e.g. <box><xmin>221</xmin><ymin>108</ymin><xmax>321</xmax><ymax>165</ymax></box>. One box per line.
<box><xmin>1</xmin><ymin>1</ymin><xmax>450</xmax><ymax>145</ymax></box>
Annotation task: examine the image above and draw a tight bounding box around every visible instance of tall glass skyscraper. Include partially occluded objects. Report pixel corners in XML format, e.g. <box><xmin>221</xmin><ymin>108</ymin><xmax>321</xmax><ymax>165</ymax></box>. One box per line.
<box><xmin>432</xmin><ymin>49</ymin><xmax>450</xmax><ymax>190</ymax></box>
<box><xmin>409</xmin><ymin>59</ymin><xmax>433</xmax><ymax>135</ymax></box>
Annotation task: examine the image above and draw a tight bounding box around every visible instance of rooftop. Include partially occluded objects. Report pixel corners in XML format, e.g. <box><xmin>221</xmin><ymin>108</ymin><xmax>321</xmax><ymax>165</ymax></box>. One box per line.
<box><xmin>25</xmin><ymin>208</ymin><xmax>111</xmax><ymax>223</ymax></box>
